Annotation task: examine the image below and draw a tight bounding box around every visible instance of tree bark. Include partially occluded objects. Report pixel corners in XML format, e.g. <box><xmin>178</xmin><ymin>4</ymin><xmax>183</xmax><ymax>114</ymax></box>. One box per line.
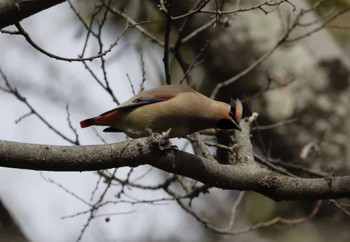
<box><xmin>0</xmin><ymin>0</ymin><xmax>65</xmax><ymax>29</ymax></box>
<box><xmin>1</xmin><ymin>119</ymin><xmax>349</xmax><ymax>201</ymax></box>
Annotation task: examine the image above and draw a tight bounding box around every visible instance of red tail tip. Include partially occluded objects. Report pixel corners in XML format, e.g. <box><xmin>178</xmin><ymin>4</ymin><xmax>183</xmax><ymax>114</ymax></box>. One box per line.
<box><xmin>80</xmin><ymin>119</ymin><xmax>94</xmax><ymax>128</ymax></box>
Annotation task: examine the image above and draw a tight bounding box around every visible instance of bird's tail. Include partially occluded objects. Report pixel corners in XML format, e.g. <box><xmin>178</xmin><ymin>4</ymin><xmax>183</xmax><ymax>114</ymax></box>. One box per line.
<box><xmin>80</xmin><ymin>118</ymin><xmax>96</xmax><ymax>128</ymax></box>
<box><xmin>80</xmin><ymin>110</ymin><xmax>120</xmax><ymax>128</ymax></box>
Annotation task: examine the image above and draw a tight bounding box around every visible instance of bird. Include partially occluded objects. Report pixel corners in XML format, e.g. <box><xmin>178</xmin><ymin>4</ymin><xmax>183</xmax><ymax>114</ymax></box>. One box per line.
<box><xmin>80</xmin><ymin>84</ymin><xmax>243</xmax><ymax>138</ymax></box>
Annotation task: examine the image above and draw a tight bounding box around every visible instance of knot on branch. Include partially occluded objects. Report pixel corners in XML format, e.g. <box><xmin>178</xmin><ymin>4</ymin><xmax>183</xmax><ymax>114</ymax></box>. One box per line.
<box><xmin>247</xmin><ymin>112</ymin><xmax>259</xmax><ymax>124</ymax></box>
<box><xmin>148</xmin><ymin>128</ymin><xmax>172</xmax><ymax>151</ymax></box>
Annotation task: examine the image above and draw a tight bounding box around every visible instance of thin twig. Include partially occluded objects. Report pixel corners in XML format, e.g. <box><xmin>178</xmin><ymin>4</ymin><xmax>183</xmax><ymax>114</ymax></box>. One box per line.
<box><xmin>226</xmin><ymin>191</ymin><xmax>246</xmax><ymax>230</ymax></box>
<box><xmin>330</xmin><ymin>200</ymin><xmax>350</xmax><ymax>217</ymax></box>
<box><xmin>254</xmin><ymin>154</ymin><xmax>298</xmax><ymax>177</ymax></box>
<box><xmin>103</xmin><ymin>1</ymin><xmax>163</xmax><ymax>46</ymax></box>
<box><xmin>286</xmin><ymin>6</ymin><xmax>350</xmax><ymax>42</ymax></box>
<box><xmin>66</xmin><ymin>104</ymin><xmax>80</xmax><ymax>145</ymax></box>
<box><xmin>200</xmin><ymin>0</ymin><xmax>295</xmax><ymax>15</ymax></box>
<box><xmin>14</xmin><ymin>21</ymin><xmax>143</xmax><ymax>62</ymax></box>
<box><xmin>162</xmin><ymin>0</ymin><xmax>173</xmax><ymax>84</ymax></box>
<box><xmin>0</xmin><ymin>68</ymin><xmax>77</xmax><ymax>144</ymax></box>
<box><xmin>139</xmin><ymin>54</ymin><xmax>147</xmax><ymax>92</ymax></box>
<box><xmin>251</xmin><ymin>118</ymin><xmax>297</xmax><ymax>131</ymax></box>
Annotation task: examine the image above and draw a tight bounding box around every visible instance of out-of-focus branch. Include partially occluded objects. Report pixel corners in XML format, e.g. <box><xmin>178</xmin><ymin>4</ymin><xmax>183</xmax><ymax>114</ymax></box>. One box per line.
<box><xmin>210</xmin><ymin>0</ymin><xmax>350</xmax><ymax>99</ymax></box>
<box><xmin>0</xmin><ymin>0</ymin><xmax>65</xmax><ymax>29</ymax></box>
<box><xmin>162</xmin><ymin>0</ymin><xmax>173</xmax><ymax>84</ymax></box>
<box><xmin>13</xmin><ymin>21</ymin><xmax>138</xmax><ymax>62</ymax></box>
<box><xmin>103</xmin><ymin>1</ymin><xmax>163</xmax><ymax>46</ymax></box>
<box><xmin>0</xmin><ymin>68</ymin><xmax>78</xmax><ymax>145</ymax></box>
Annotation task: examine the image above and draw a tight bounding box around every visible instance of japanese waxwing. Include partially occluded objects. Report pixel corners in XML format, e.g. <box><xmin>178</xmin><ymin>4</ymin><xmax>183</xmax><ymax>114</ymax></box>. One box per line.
<box><xmin>80</xmin><ymin>84</ymin><xmax>243</xmax><ymax>138</ymax></box>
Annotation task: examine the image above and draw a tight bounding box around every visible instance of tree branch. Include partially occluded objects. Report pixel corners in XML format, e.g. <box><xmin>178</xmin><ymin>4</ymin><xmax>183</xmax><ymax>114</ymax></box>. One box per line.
<box><xmin>0</xmin><ymin>132</ymin><xmax>171</xmax><ymax>171</ymax></box>
<box><xmin>0</xmin><ymin>0</ymin><xmax>65</xmax><ymax>29</ymax></box>
<box><xmin>1</xmin><ymin>119</ymin><xmax>350</xmax><ymax>201</ymax></box>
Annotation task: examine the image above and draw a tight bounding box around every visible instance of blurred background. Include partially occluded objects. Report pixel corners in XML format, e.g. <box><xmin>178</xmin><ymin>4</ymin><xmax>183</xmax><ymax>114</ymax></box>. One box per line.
<box><xmin>1</xmin><ymin>0</ymin><xmax>350</xmax><ymax>241</ymax></box>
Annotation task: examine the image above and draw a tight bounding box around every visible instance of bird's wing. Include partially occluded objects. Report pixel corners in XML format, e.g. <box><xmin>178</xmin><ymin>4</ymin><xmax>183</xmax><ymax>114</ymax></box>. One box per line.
<box><xmin>99</xmin><ymin>92</ymin><xmax>177</xmax><ymax>116</ymax></box>
<box><xmin>99</xmin><ymin>94</ymin><xmax>175</xmax><ymax>133</ymax></box>
<box><xmin>100</xmin><ymin>85</ymin><xmax>195</xmax><ymax>116</ymax></box>
<box><xmin>102</xmin><ymin>97</ymin><xmax>168</xmax><ymax>114</ymax></box>
<box><xmin>99</xmin><ymin>85</ymin><xmax>196</xmax><ymax>133</ymax></box>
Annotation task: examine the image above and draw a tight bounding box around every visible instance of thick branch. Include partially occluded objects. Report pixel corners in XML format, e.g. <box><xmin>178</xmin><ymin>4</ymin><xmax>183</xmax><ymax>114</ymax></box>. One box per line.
<box><xmin>0</xmin><ymin>133</ymin><xmax>169</xmax><ymax>171</ymax></box>
<box><xmin>1</xmin><ymin>120</ymin><xmax>350</xmax><ymax>201</ymax></box>
<box><xmin>0</xmin><ymin>0</ymin><xmax>65</xmax><ymax>29</ymax></box>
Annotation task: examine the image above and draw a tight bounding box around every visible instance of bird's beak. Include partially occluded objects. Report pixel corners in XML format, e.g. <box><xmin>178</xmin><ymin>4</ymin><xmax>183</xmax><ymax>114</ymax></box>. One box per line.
<box><xmin>232</xmin><ymin>119</ymin><xmax>241</xmax><ymax>131</ymax></box>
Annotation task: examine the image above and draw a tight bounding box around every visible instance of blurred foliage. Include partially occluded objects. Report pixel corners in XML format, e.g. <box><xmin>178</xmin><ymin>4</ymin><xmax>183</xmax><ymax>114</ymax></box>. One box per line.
<box><xmin>309</xmin><ymin>0</ymin><xmax>350</xmax><ymax>47</ymax></box>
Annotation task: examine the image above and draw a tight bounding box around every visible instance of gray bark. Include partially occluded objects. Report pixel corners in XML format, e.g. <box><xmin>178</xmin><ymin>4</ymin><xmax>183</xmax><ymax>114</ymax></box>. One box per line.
<box><xmin>0</xmin><ymin>0</ymin><xmax>65</xmax><ymax>29</ymax></box>
<box><xmin>1</xmin><ymin>119</ymin><xmax>349</xmax><ymax>201</ymax></box>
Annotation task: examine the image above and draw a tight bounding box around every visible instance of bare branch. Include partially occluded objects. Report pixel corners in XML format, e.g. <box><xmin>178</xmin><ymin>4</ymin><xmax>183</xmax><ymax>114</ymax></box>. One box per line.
<box><xmin>14</xmin><ymin>21</ymin><xmax>141</xmax><ymax>62</ymax></box>
<box><xmin>165</xmin><ymin>188</ymin><xmax>321</xmax><ymax>236</ymax></box>
<box><xmin>139</xmin><ymin>54</ymin><xmax>147</xmax><ymax>92</ymax></box>
<box><xmin>0</xmin><ymin>68</ymin><xmax>77</xmax><ymax>144</ymax></box>
<box><xmin>0</xmin><ymin>0</ymin><xmax>65</xmax><ymax>29</ymax></box>
<box><xmin>181</xmin><ymin>18</ymin><xmax>216</xmax><ymax>44</ymax></box>
<box><xmin>226</xmin><ymin>191</ymin><xmax>246</xmax><ymax>230</ymax></box>
<box><xmin>66</xmin><ymin>0</ymin><xmax>98</xmax><ymax>38</ymax></box>
<box><xmin>0</xmin><ymin>132</ymin><xmax>170</xmax><ymax>171</ymax></box>
<box><xmin>198</xmin><ymin>0</ymin><xmax>295</xmax><ymax>16</ymax></box>
<box><xmin>251</xmin><ymin>118</ymin><xmax>297</xmax><ymax>131</ymax></box>
<box><xmin>103</xmin><ymin>1</ymin><xmax>163</xmax><ymax>46</ymax></box>
<box><xmin>65</xmin><ymin>104</ymin><xmax>80</xmax><ymax>145</ymax></box>
<box><xmin>331</xmin><ymin>200</ymin><xmax>350</xmax><ymax>217</ymax></box>
<box><xmin>210</xmin><ymin>32</ymin><xmax>287</xmax><ymax>98</ymax></box>
<box><xmin>1</xmin><ymin>119</ymin><xmax>350</xmax><ymax>201</ymax></box>
<box><xmin>162</xmin><ymin>0</ymin><xmax>173</xmax><ymax>84</ymax></box>
<box><xmin>286</xmin><ymin>5</ymin><xmax>350</xmax><ymax>43</ymax></box>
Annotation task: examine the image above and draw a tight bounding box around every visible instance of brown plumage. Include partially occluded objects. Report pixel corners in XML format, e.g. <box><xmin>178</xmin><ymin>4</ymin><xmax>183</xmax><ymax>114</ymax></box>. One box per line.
<box><xmin>80</xmin><ymin>84</ymin><xmax>242</xmax><ymax>138</ymax></box>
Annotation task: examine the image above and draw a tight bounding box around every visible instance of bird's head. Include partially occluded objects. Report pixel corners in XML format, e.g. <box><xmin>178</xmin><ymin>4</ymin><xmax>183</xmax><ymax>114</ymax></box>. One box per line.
<box><xmin>217</xmin><ymin>98</ymin><xmax>243</xmax><ymax>131</ymax></box>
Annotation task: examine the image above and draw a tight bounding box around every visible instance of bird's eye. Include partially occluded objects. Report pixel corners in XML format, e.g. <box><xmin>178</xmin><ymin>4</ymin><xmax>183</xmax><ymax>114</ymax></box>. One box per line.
<box><xmin>229</xmin><ymin>111</ymin><xmax>234</xmax><ymax>117</ymax></box>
